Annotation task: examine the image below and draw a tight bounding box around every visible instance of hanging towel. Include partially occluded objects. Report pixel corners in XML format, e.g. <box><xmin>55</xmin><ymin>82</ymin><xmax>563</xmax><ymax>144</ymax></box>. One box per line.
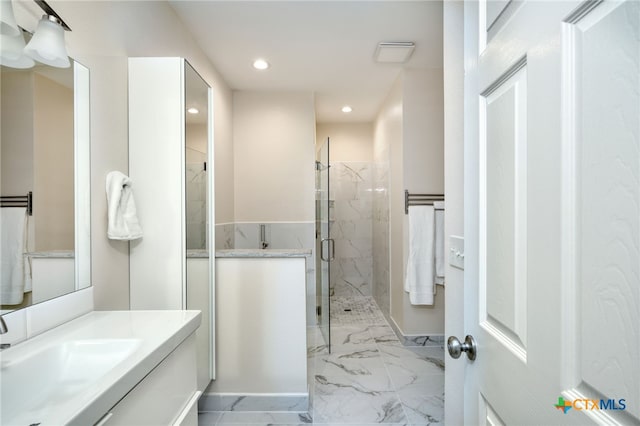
<box><xmin>404</xmin><ymin>205</ymin><xmax>436</xmax><ymax>305</ymax></box>
<box><xmin>1</xmin><ymin>208</ymin><xmax>28</xmax><ymax>305</ymax></box>
<box><xmin>434</xmin><ymin>201</ymin><xmax>445</xmax><ymax>285</ymax></box>
<box><xmin>106</xmin><ymin>171</ymin><xmax>143</xmax><ymax>240</ymax></box>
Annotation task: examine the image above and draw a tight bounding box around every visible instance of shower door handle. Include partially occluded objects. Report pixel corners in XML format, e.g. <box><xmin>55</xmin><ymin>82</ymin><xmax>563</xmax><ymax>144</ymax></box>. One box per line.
<box><xmin>321</xmin><ymin>238</ymin><xmax>335</xmax><ymax>262</ymax></box>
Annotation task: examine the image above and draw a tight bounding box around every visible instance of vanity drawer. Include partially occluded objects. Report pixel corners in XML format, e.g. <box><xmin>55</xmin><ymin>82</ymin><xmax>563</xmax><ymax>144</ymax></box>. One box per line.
<box><xmin>98</xmin><ymin>333</ymin><xmax>198</xmax><ymax>426</ymax></box>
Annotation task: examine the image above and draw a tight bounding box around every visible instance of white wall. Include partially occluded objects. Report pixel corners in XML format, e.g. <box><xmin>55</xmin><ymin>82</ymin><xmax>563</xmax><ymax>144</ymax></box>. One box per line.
<box><xmin>1</xmin><ymin>72</ymin><xmax>34</xmax><ymax>197</ymax></box>
<box><xmin>233</xmin><ymin>91</ymin><xmax>316</xmax><ymax>223</ymax></box>
<box><xmin>397</xmin><ymin>69</ymin><xmax>445</xmax><ymax>335</ymax></box>
<box><xmin>316</xmin><ymin>122</ymin><xmax>373</xmax><ymax>162</ymax></box>
<box><xmin>403</xmin><ymin>69</ymin><xmax>444</xmax><ymax>193</ymax></box>
<box><xmin>50</xmin><ymin>0</ymin><xmax>234</xmax><ymax>309</ymax></box>
<box><xmin>375</xmin><ymin>69</ymin><xmax>445</xmax><ymax>336</ymax></box>
<box><xmin>33</xmin><ymin>73</ymin><xmax>74</xmax><ymax>251</ymax></box>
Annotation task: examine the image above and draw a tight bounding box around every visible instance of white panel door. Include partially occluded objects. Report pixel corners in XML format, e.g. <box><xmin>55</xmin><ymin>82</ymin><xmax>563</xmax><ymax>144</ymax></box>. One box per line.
<box><xmin>459</xmin><ymin>1</ymin><xmax>639</xmax><ymax>424</ymax></box>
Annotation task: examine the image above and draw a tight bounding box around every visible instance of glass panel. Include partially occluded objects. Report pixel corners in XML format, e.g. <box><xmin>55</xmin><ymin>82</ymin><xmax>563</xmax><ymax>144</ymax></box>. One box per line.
<box><xmin>316</xmin><ymin>137</ymin><xmax>331</xmax><ymax>351</ymax></box>
<box><xmin>184</xmin><ymin>63</ymin><xmax>209</xmax><ymax>251</ymax></box>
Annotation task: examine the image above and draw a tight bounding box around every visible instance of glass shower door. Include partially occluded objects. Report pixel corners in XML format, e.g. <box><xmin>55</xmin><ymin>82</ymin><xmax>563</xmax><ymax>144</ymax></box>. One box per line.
<box><xmin>316</xmin><ymin>137</ymin><xmax>332</xmax><ymax>352</ymax></box>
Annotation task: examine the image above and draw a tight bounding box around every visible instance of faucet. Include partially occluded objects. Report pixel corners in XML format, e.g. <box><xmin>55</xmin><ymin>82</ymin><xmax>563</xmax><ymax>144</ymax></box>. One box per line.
<box><xmin>0</xmin><ymin>315</ymin><xmax>7</xmax><ymax>334</ymax></box>
<box><xmin>0</xmin><ymin>316</ymin><xmax>9</xmax><ymax>350</ymax></box>
<box><xmin>260</xmin><ymin>224</ymin><xmax>269</xmax><ymax>249</ymax></box>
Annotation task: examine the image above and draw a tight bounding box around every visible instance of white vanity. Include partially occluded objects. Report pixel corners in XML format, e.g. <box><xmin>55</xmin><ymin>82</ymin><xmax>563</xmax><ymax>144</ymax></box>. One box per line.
<box><xmin>0</xmin><ymin>310</ymin><xmax>201</xmax><ymax>426</ymax></box>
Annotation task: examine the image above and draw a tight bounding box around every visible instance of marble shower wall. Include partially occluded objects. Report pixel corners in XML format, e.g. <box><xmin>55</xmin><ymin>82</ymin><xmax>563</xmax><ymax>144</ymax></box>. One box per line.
<box><xmin>330</xmin><ymin>162</ymin><xmax>373</xmax><ymax>297</ymax></box>
<box><xmin>186</xmin><ymin>163</ymin><xmax>207</xmax><ymax>250</ymax></box>
<box><xmin>372</xmin><ymin>160</ymin><xmax>390</xmax><ymax>317</ymax></box>
<box><xmin>214</xmin><ymin>223</ymin><xmax>234</xmax><ymax>250</ymax></box>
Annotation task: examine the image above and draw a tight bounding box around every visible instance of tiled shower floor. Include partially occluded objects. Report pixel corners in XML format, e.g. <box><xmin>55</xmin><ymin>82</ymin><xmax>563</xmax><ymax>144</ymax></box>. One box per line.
<box><xmin>199</xmin><ymin>296</ymin><xmax>445</xmax><ymax>425</ymax></box>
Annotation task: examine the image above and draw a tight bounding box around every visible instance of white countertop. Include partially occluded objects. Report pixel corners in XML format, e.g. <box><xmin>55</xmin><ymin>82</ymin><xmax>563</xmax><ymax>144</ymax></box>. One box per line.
<box><xmin>0</xmin><ymin>310</ymin><xmax>201</xmax><ymax>426</ymax></box>
<box><xmin>25</xmin><ymin>250</ymin><xmax>74</xmax><ymax>258</ymax></box>
<box><xmin>215</xmin><ymin>248</ymin><xmax>312</xmax><ymax>258</ymax></box>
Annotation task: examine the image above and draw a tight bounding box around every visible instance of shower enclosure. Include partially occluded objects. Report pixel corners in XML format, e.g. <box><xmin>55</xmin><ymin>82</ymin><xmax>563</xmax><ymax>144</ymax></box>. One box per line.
<box><xmin>316</xmin><ymin>137</ymin><xmax>333</xmax><ymax>351</ymax></box>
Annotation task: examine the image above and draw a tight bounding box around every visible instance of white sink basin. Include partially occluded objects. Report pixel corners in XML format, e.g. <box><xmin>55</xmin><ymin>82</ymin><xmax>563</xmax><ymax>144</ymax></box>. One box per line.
<box><xmin>1</xmin><ymin>339</ymin><xmax>140</xmax><ymax>421</ymax></box>
<box><xmin>0</xmin><ymin>310</ymin><xmax>201</xmax><ymax>426</ymax></box>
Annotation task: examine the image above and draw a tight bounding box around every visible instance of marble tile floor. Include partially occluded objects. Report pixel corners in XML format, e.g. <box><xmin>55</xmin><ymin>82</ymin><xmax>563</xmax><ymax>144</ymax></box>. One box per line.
<box><xmin>329</xmin><ymin>296</ymin><xmax>388</xmax><ymax>326</ymax></box>
<box><xmin>199</xmin><ymin>297</ymin><xmax>444</xmax><ymax>426</ymax></box>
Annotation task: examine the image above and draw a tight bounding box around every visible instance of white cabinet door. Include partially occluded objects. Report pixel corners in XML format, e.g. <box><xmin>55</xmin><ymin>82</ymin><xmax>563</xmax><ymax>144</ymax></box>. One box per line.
<box><xmin>460</xmin><ymin>1</ymin><xmax>639</xmax><ymax>424</ymax></box>
<box><xmin>103</xmin><ymin>335</ymin><xmax>198</xmax><ymax>426</ymax></box>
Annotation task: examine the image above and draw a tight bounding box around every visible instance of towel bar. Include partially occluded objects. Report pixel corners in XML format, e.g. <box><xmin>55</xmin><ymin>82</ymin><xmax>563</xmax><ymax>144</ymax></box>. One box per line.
<box><xmin>0</xmin><ymin>192</ymin><xmax>33</xmax><ymax>216</ymax></box>
<box><xmin>405</xmin><ymin>190</ymin><xmax>444</xmax><ymax>214</ymax></box>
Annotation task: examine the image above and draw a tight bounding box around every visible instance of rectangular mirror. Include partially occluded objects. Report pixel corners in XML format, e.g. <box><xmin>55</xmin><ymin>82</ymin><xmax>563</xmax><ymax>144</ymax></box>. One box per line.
<box><xmin>185</xmin><ymin>63</ymin><xmax>209</xmax><ymax>251</ymax></box>
<box><xmin>0</xmin><ymin>60</ymin><xmax>91</xmax><ymax>314</ymax></box>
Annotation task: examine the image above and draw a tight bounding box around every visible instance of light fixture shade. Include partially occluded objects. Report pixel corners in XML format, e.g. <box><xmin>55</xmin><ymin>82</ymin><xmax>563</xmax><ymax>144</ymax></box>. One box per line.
<box><xmin>0</xmin><ymin>31</ymin><xmax>34</xmax><ymax>68</ymax></box>
<box><xmin>24</xmin><ymin>14</ymin><xmax>70</xmax><ymax>68</ymax></box>
<box><xmin>0</xmin><ymin>0</ymin><xmax>20</xmax><ymax>37</ymax></box>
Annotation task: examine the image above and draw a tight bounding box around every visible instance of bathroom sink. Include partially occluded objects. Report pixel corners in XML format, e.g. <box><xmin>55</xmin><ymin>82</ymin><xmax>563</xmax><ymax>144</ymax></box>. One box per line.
<box><xmin>0</xmin><ymin>310</ymin><xmax>200</xmax><ymax>425</ymax></box>
<box><xmin>1</xmin><ymin>338</ymin><xmax>140</xmax><ymax>422</ymax></box>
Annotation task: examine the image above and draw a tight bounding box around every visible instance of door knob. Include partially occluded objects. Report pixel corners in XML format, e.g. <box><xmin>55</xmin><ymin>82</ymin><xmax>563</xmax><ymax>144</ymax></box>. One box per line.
<box><xmin>447</xmin><ymin>335</ymin><xmax>477</xmax><ymax>361</ymax></box>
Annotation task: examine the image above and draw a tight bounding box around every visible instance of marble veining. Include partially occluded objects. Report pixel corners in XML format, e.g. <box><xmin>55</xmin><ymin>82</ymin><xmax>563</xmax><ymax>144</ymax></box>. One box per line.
<box><xmin>372</xmin><ymin>160</ymin><xmax>390</xmax><ymax>317</ymax></box>
<box><xmin>186</xmin><ymin>163</ymin><xmax>207</xmax><ymax>250</ymax></box>
<box><xmin>25</xmin><ymin>250</ymin><xmax>74</xmax><ymax>258</ymax></box>
<box><xmin>214</xmin><ymin>223</ymin><xmax>234</xmax><ymax>250</ymax></box>
<box><xmin>199</xmin><ymin>297</ymin><xmax>444</xmax><ymax>425</ymax></box>
<box><xmin>215</xmin><ymin>248</ymin><xmax>312</xmax><ymax>258</ymax></box>
<box><xmin>187</xmin><ymin>249</ymin><xmax>208</xmax><ymax>258</ymax></box>
<box><xmin>330</xmin><ymin>162</ymin><xmax>373</xmax><ymax>298</ymax></box>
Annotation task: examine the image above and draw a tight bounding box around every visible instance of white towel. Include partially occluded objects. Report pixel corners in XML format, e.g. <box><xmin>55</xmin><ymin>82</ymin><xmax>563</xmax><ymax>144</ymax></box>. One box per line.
<box><xmin>106</xmin><ymin>171</ymin><xmax>143</xmax><ymax>240</ymax></box>
<box><xmin>434</xmin><ymin>201</ymin><xmax>445</xmax><ymax>285</ymax></box>
<box><xmin>404</xmin><ymin>205</ymin><xmax>436</xmax><ymax>305</ymax></box>
<box><xmin>1</xmin><ymin>208</ymin><xmax>27</xmax><ymax>305</ymax></box>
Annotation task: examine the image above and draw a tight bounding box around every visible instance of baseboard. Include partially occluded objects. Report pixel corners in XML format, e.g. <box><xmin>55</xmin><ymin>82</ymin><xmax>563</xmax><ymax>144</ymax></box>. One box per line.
<box><xmin>388</xmin><ymin>315</ymin><xmax>445</xmax><ymax>347</ymax></box>
<box><xmin>198</xmin><ymin>393</ymin><xmax>309</xmax><ymax>413</ymax></box>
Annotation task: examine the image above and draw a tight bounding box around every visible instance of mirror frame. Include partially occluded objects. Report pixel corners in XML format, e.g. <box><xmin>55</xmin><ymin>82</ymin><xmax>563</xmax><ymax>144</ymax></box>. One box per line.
<box><xmin>74</xmin><ymin>61</ymin><xmax>91</xmax><ymax>291</ymax></box>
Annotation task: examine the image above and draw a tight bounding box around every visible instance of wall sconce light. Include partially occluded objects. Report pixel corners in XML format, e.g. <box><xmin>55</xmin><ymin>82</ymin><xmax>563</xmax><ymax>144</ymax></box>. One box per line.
<box><xmin>24</xmin><ymin>14</ymin><xmax>69</xmax><ymax>68</ymax></box>
<box><xmin>0</xmin><ymin>0</ymin><xmax>20</xmax><ymax>36</ymax></box>
<box><xmin>0</xmin><ymin>30</ymin><xmax>35</xmax><ymax>68</ymax></box>
<box><xmin>0</xmin><ymin>0</ymin><xmax>70</xmax><ymax>69</ymax></box>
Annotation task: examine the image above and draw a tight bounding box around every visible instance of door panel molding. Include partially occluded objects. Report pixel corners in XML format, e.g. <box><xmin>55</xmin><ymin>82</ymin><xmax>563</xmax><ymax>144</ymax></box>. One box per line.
<box><xmin>561</xmin><ymin>1</ymin><xmax>640</xmax><ymax>424</ymax></box>
<box><xmin>479</xmin><ymin>65</ymin><xmax>528</xmax><ymax>362</ymax></box>
<box><xmin>480</xmin><ymin>393</ymin><xmax>507</xmax><ymax>426</ymax></box>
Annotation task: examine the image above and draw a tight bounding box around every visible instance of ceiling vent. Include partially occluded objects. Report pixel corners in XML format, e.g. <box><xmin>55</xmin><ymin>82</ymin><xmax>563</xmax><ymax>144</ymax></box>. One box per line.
<box><xmin>374</xmin><ymin>42</ymin><xmax>415</xmax><ymax>63</ymax></box>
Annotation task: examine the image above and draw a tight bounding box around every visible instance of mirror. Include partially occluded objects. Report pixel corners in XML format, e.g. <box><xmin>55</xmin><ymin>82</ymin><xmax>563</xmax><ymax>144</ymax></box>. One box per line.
<box><xmin>0</xmin><ymin>60</ymin><xmax>91</xmax><ymax>314</ymax></box>
<box><xmin>185</xmin><ymin>62</ymin><xmax>209</xmax><ymax>251</ymax></box>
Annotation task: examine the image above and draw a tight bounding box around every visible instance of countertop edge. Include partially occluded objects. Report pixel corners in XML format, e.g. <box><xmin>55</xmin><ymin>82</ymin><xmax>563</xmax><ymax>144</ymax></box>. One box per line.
<box><xmin>214</xmin><ymin>249</ymin><xmax>312</xmax><ymax>258</ymax></box>
<box><xmin>54</xmin><ymin>311</ymin><xmax>202</xmax><ymax>425</ymax></box>
<box><xmin>65</xmin><ymin>311</ymin><xmax>201</xmax><ymax>426</ymax></box>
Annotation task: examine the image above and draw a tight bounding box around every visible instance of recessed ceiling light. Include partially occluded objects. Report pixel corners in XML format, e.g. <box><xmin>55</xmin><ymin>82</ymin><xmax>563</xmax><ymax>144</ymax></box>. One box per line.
<box><xmin>253</xmin><ymin>59</ymin><xmax>270</xmax><ymax>70</ymax></box>
<box><xmin>187</xmin><ymin>107</ymin><xmax>199</xmax><ymax>114</ymax></box>
<box><xmin>341</xmin><ymin>106</ymin><xmax>353</xmax><ymax>113</ymax></box>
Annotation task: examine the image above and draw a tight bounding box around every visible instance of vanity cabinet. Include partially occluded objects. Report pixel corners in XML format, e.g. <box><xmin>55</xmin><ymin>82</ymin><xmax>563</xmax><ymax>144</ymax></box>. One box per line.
<box><xmin>128</xmin><ymin>57</ymin><xmax>214</xmax><ymax>390</ymax></box>
<box><xmin>97</xmin><ymin>334</ymin><xmax>200</xmax><ymax>426</ymax></box>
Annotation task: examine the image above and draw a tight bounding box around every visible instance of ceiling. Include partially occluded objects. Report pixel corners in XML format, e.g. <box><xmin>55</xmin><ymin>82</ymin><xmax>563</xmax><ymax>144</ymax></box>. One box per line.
<box><xmin>169</xmin><ymin>1</ymin><xmax>443</xmax><ymax>123</ymax></box>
